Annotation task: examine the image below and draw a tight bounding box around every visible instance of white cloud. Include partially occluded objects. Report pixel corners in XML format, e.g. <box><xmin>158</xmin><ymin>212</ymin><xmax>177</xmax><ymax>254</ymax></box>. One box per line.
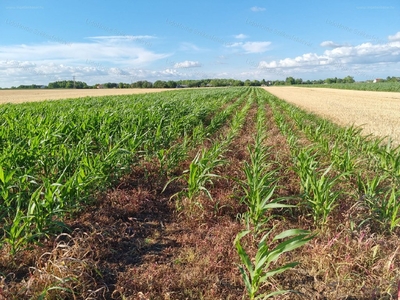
<box><xmin>0</xmin><ymin>36</ymin><xmax>171</xmax><ymax>87</ymax></box>
<box><xmin>388</xmin><ymin>32</ymin><xmax>400</xmax><ymax>41</ymax></box>
<box><xmin>255</xmin><ymin>37</ymin><xmax>400</xmax><ymax>79</ymax></box>
<box><xmin>258</xmin><ymin>39</ymin><xmax>400</xmax><ymax>71</ymax></box>
<box><xmin>250</xmin><ymin>6</ymin><xmax>266</xmax><ymax>12</ymax></box>
<box><xmin>173</xmin><ymin>60</ymin><xmax>202</xmax><ymax>68</ymax></box>
<box><xmin>228</xmin><ymin>41</ymin><xmax>271</xmax><ymax>53</ymax></box>
<box><xmin>0</xmin><ymin>38</ymin><xmax>169</xmax><ymax>66</ymax></box>
<box><xmin>320</xmin><ymin>41</ymin><xmax>346</xmax><ymax>48</ymax></box>
<box><xmin>234</xmin><ymin>34</ymin><xmax>248</xmax><ymax>39</ymax></box>
<box><xmin>87</xmin><ymin>35</ymin><xmax>155</xmax><ymax>46</ymax></box>
<box><xmin>179</xmin><ymin>42</ymin><xmax>205</xmax><ymax>52</ymax></box>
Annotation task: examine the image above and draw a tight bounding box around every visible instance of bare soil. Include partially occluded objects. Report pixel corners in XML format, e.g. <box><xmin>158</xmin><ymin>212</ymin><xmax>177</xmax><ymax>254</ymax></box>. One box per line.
<box><xmin>0</xmin><ymin>88</ymin><xmax>174</xmax><ymax>104</ymax></box>
<box><xmin>265</xmin><ymin>86</ymin><xmax>400</xmax><ymax>144</ymax></box>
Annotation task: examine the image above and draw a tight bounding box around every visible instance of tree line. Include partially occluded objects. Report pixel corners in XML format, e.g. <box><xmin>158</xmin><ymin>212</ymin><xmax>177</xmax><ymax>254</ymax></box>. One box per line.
<box><xmin>3</xmin><ymin>75</ymin><xmax>399</xmax><ymax>90</ymax></box>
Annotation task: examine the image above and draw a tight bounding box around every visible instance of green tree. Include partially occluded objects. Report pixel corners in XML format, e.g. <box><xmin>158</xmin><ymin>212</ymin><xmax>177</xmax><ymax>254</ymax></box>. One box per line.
<box><xmin>244</xmin><ymin>79</ymin><xmax>252</xmax><ymax>86</ymax></box>
<box><xmin>295</xmin><ymin>78</ymin><xmax>303</xmax><ymax>85</ymax></box>
<box><xmin>285</xmin><ymin>77</ymin><xmax>295</xmax><ymax>85</ymax></box>
<box><xmin>343</xmin><ymin>75</ymin><xmax>355</xmax><ymax>83</ymax></box>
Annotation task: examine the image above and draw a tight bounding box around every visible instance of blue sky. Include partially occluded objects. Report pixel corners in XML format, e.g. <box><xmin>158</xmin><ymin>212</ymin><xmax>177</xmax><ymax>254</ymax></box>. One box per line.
<box><xmin>1</xmin><ymin>0</ymin><xmax>399</xmax><ymax>87</ymax></box>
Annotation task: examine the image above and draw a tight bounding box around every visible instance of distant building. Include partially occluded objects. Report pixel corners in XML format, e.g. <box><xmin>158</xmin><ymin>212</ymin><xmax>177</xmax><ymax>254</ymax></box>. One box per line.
<box><xmin>373</xmin><ymin>78</ymin><xmax>382</xmax><ymax>83</ymax></box>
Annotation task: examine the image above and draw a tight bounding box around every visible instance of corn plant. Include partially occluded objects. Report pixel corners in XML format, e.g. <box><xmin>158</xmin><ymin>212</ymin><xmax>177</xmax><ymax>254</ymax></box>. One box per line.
<box><xmin>0</xmin><ymin>87</ymin><xmax>251</xmax><ymax>252</ymax></box>
<box><xmin>305</xmin><ymin>165</ymin><xmax>344</xmax><ymax>226</ymax></box>
<box><xmin>234</xmin><ymin>229</ymin><xmax>313</xmax><ymax>299</ymax></box>
<box><xmin>376</xmin><ymin>145</ymin><xmax>400</xmax><ymax>180</ymax></box>
<box><xmin>367</xmin><ymin>186</ymin><xmax>400</xmax><ymax>232</ymax></box>
<box><xmin>294</xmin><ymin>149</ymin><xmax>344</xmax><ymax>226</ymax></box>
<box><xmin>185</xmin><ymin>147</ymin><xmax>225</xmax><ymax>202</ymax></box>
<box><xmin>356</xmin><ymin>172</ymin><xmax>387</xmax><ymax>201</ymax></box>
<box><xmin>293</xmin><ymin>148</ymin><xmax>318</xmax><ymax>196</ymax></box>
<box><xmin>331</xmin><ymin>147</ymin><xmax>359</xmax><ymax>175</ymax></box>
<box><xmin>241</xmin><ymin>138</ymin><xmax>292</xmax><ymax>234</ymax></box>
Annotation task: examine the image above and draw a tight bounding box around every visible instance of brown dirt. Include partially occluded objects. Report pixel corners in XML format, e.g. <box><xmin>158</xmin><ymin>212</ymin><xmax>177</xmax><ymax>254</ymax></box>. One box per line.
<box><xmin>264</xmin><ymin>86</ymin><xmax>400</xmax><ymax>145</ymax></box>
<box><xmin>0</xmin><ymin>88</ymin><xmax>175</xmax><ymax>104</ymax></box>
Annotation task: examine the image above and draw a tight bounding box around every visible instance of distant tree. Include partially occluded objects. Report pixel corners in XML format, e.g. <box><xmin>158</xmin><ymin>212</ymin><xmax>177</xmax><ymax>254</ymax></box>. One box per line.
<box><xmin>343</xmin><ymin>76</ymin><xmax>355</xmax><ymax>83</ymax></box>
<box><xmin>273</xmin><ymin>80</ymin><xmax>285</xmax><ymax>86</ymax></box>
<box><xmin>167</xmin><ymin>81</ymin><xmax>177</xmax><ymax>88</ymax></box>
<box><xmin>142</xmin><ymin>81</ymin><xmax>153</xmax><ymax>88</ymax></box>
<box><xmin>285</xmin><ymin>77</ymin><xmax>295</xmax><ymax>85</ymax></box>
<box><xmin>325</xmin><ymin>78</ymin><xmax>335</xmax><ymax>84</ymax></box>
<box><xmin>386</xmin><ymin>76</ymin><xmax>399</xmax><ymax>82</ymax></box>
<box><xmin>295</xmin><ymin>78</ymin><xmax>303</xmax><ymax>85</ymax></box>
<box><xmin>153</xmin><ymin>80</ymin><xmax>166</xmax><ymax>88</ymax></box>
<box><xmin>232</xmin><ymin>80</ymin><xmax>244</xmax><ymax>86</ymax></box>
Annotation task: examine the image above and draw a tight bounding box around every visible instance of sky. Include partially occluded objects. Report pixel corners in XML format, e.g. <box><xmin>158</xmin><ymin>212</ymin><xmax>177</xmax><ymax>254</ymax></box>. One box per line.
<box><xmin>1</xmin><ymin>0</ymin><xmax>399</xmax><ymax>87</ymax></box>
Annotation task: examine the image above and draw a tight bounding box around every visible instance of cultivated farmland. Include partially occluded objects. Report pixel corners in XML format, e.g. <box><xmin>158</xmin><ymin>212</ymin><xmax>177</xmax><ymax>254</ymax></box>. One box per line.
<box><xmin>0</xmin><ymin>88</ymin><xmax>173</xmax><ymax>104</ymax></box>
<box><xmin>0</xmin><ymin>87</ymin><xmax>399</xmax><ymax>299</ymax></box>
<box><xmin>266</xmin><ymin>86</ymin><xmax>400</xmax><ymax>145</ymax></box>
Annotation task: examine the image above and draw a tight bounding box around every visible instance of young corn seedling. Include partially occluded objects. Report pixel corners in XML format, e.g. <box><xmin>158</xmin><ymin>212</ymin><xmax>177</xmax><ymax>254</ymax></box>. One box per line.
<box><xmin>356</xmin><ymin>172</ymin><xmax>387</xmax><ymax>202</ymax></box>
<box><xmin>293</xmin><ymin>148</ymin><xmax>318</xmax><ymax>197</ymax></box>
<box><xmin>305</xmin><ymin>165</ymin><xmax>344</xmax><ymax>226</ymax></box>
<box><xmin>234</xmin><ymin>229</ymin><xmax>313</xmax><ymax>299</ymax></box>
<box><xmin>332</xmin><ymin>147</ymin><xmax>359</xmax><ymax>176</ymax></box>
<box><xmin>294</xmin><ymin>149</ymin><xmax>344</xmax><ymax>226</ymax></box>
<box><xmin>175</xmin><ymin>144</ymin><xmax>225</xmax><ymax>210</ymax></box>
<box><xmin>240</xmin><ymin>105</ymin><xmax>294</xmax><ymax>234</ymax></box>
<box><xmin>367</xmin><ymin>186</ymin><xmax>400</xmax><ymax>232</ymax></box>
<box><xmin>242</xmin><ymin>141</ymin><xmax>292</xmax><ymax>234</ymax></box>
<box><xmin>4</xmin><ymin>207</ymin><xmax>29</xmax><ymax>255</ymax></box>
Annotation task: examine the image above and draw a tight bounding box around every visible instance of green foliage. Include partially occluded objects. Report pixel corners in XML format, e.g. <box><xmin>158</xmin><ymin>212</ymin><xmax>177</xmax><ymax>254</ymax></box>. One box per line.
<box><xmin>234</xmin><ymin>229</ymin><xmax>313</xmax><ymax>299</ymax></box>
<box><xmin>0</xmin><ymin>87</ymin><xmax>249</xmax><ymax>252</ymax></box>
<box><xmin>366</xmin><ymin>186</ymin><xmax>400</xmax><ymax>232</ymax></box>
<box><xmin>302</xmin><ymin>81</ymin><xmax>400</xmax><ymax>92</ymax></box>
<box><xmin>294</xmin><ymin>148</ymin><xmax>344</xmax><ymax>226</ymax></box>
<box><xmin>241</xmin><ymin>130</ymin><xmax>292</xmax><ymax>234</ymax></box>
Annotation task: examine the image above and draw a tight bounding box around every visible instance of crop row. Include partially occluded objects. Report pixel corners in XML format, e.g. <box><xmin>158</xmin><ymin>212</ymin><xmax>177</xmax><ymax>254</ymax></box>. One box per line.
<box><xmin>0</xmin><ymin>87</ymin><xmax>250</xmax><ymax>253</ymax></box>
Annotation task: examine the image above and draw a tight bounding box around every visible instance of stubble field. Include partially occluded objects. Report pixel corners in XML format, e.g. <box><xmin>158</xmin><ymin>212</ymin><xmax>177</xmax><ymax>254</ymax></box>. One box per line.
<box><xmin>265</xmin><ymin>86</ymin><xmax>400</xmax><ymax>145</ymax></box>
<box><xmin>0</xmin><ymin>88</ymin><xmax>173</xmax><ymax>104</ymax></box>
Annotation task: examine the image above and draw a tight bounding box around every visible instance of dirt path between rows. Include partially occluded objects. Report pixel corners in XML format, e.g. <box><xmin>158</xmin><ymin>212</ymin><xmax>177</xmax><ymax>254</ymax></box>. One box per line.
<box><xmin>0</xmin><ymin>88</ymin><xmax>174</xmax><ymax>104</ymax></box>
<box><xmin>264</xmin><ymin>86</ymin><xmax>400</xmax><ymax>145</ymax></box>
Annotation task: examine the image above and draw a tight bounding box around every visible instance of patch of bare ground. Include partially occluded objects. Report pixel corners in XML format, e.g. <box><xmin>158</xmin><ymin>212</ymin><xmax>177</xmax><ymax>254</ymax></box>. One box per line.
<box><xmin>264</xmin><ymin>86</ymin><xmax>400</xmax><ymax>145</ymax></box>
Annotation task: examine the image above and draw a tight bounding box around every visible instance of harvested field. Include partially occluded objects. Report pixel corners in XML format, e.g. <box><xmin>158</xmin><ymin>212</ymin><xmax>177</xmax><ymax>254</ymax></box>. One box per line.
<box><xmin>265</xmin><ymin>86</ymin><xmax>400</xmax><ymax>145</ymax></box>
<box><xmin>0</xmin><ymin>88</ymin><xmax>174</xmax><ymax>104</ymax></box>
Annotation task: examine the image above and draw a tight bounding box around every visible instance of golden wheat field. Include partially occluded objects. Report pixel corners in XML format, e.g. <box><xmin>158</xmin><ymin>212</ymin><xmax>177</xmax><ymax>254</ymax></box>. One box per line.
<box><xmin>265</xmin><ymin>86</ymin><xmax>400</xmax><ymax>145</ymax></box>
<box><xmin>0</xmin><ymin>88</ymin><xmax>173</xmax><ymax>104</ymax></box>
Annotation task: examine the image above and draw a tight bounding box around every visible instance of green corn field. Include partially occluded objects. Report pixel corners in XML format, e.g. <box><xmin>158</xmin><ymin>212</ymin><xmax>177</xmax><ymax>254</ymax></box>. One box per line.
<box><xmin>0</xmin><ymin>87</ymin><xmax>399</xmax><ymax>299</ymax></box>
